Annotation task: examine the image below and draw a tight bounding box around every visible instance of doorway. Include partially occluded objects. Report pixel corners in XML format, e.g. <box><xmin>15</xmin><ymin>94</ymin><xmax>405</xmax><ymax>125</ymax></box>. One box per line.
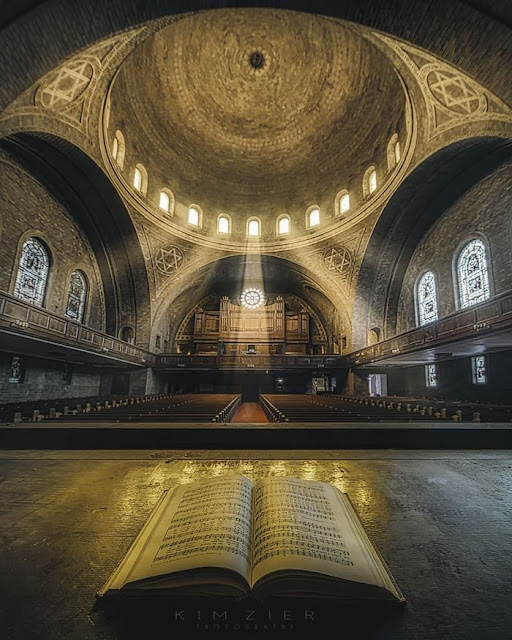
<box><xmin>368</xmin><ymin>373</ymin><xmax>387</xmax><ymax>397</ymax></box>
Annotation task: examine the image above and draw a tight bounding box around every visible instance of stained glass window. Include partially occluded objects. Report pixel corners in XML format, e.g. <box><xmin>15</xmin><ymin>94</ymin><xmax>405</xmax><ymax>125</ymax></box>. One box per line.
<box><xmin>65</xmin><ymin>270</ymin><xmax>87</xmax><ymax>323</ymax></box>
<box><xmin>14</xmin><ymin>238</ymin><xmax>50</xmax><ymax>306</ymax></box>
<box><xmin>472</xmin><ymin>355</ymin><xmax>487</xmax><ymax>384</ymax></box>
<box><xmin>425</xmin><ymin>363</ymin><xmax>437</xmax><ymax>387</ymax></box>
<box><xmin>457</xmin><ymin>239</ymin><xmax>490</xmax><ymax>308</ymax></box>
<box><xmin>416</xmin><ymin>271</ymin><xmax>438</xmax><ymax>326</ymax></box>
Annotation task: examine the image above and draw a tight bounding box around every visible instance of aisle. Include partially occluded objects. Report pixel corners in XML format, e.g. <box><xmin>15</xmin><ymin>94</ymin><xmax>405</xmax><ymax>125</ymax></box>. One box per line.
<box><xmin>230</xmin><ymin>402</ymin><xmax>269</xmax><ymax>423</ymax></box>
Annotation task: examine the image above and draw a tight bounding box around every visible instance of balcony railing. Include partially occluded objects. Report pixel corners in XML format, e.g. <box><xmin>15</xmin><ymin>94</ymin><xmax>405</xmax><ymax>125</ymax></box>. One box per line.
<box><xmin>156</xmin><ymin>354</ymin><xmax>344</xmax><ymax>369</ymax></box>
<box><xmin>341</xmin><ymin>290</ymin><xmax>512</xmax><ymax>367</ymax></box>
<box><xmin>0</xmin><ymin>291</ymin><xmax>153</xmax><ymax>365</ymax></box>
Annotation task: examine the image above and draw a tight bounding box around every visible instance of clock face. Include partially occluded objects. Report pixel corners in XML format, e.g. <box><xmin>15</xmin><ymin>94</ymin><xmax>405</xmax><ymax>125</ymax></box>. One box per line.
<box><xmin>240</xmin><ymin>287</ymin><xmax>265</xmax><ymax>309</ymax></box>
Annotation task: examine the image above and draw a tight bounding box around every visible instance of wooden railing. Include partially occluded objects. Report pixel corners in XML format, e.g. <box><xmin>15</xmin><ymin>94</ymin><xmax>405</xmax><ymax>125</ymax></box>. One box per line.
<box><xmin>0</xmin><ymin>291</ymin><xmax>153</xmax><ymax>366</ymax></box>
<box><xmin>156</xmin><ymin>354</ymin><xmax>344</xmax><ymax>369</ymax></box>
<box><xmin>341</xmin><ymin>290</ymin><xmax>512</xmax><ymax>368</ymax></box>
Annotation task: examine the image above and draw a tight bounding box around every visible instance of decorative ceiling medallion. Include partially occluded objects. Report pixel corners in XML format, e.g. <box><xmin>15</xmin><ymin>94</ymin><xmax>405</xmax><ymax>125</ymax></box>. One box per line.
<box><xmin>249</xmin><ymin>51</ymin><xmax>266</xmax><ymax>69</ymax></box>
<box><xmin>241</xmin><ymin>287</ymin><xmax>265</xmax><ymax>309</ymax></box>
<box><xmin>324</xmin><ymin>246</ymin><xmax>352</xmax><ymax>277</ymax></box>
<box><xmin>155</xmin><ymin>246</ymin><xmax>184</xmax><ymax>274</ymax></box>
<box><xmin>426</xmin><ymin>69</ymin><xmax>483</xmax><ymax>115</ymax></box>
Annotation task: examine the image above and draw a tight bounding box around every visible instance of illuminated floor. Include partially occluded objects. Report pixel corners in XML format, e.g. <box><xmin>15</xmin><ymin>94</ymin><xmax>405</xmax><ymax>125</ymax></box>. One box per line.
<box><xmin>0</xmin><ymin>449</ymin><xmax>511</xmax><ymax>639</ymax></box>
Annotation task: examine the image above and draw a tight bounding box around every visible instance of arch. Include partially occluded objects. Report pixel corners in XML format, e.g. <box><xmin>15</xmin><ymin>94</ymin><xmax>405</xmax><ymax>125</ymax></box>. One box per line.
<box><xmin>455</xmin><ymin>237</ymin><xmax>491</xmax><ymax>309</ymax></box>
<box><xmin>112</xmin><ymin>130</ymin><xmax>125</xmax><ymax>170</ymax></box>
<box><xmin>306</xmin><ymin>206</ymin><xmax>320</xmax><ymax>229</ymax></box>
<box><xmin>415</xmin><ymin>270</ymin><xmax>438</xmax><ymax>326</ymax></box>
<box><xmin>276</xmin><ymin>214</ymin><xmax>290</xmax><ymax>235</ymax></box>
<box><xmin>1</xmin><ymin>132</ymin><xmax>152</xmax><ymax>343</ymax></box>
<box><xmin>363</xmin><ymin>165</ymin><xmax>377</xmax><ymax>198</ymax></box>
<box><xmin>352</xmin><ymin>137</ymin><xmax>511</xmax><ymax>348</ymax></box>
<box><xmin>159</xmin><ymin>187</ymin><xmax>174</xmax><ymax>215</ymax></box>
<box><xmin>133</xmin><ymin>163</ymin><xmax>148</xmax><ymax>196</ymax></box>
<box><xmin>119</xmin><ymin>325</ymin><xmax>135</xmax><ymax>344</ymax></box>
<box><xmin>247</xmin><ymin>217</ymin><xmax>261</xmax><ymax>237</ymax></box>
<box><xmin>217</xmin><ymin>213</ymin><xmax>231</xmax><ymax>235</ymax></box>
<box><xmin>368</xmin><ymin>327</ymin><xmax>381</xmax><ymax>346</ymax></box>
<box><xmin>387</xmin><ymin>133</ymin><xmax>400</xmax><ymax>170</ymax></box>
<box><xmin>65</xmin><ymin>269</ymin><xmax>88</xmax><ymax>323</ymax></box>
<box><xmin>188</xmin><ymin>204</ymin><xmax>202</xmax><ymax>227</ymax></box>
<box><xmin>14</xmin><ymin>236</ymin><xmax>51</xmax><ymax>306</ymax></box>
<box><xmin>335</xmin><ymin>190</ymin><xmax>350</xmax><ymax>217</ymax></box>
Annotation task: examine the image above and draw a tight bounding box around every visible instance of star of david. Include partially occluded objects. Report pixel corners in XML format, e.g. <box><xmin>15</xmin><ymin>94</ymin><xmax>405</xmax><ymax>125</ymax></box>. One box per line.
<box><xmin>156</xmin><ymin>247</ymin><xmax>184</xmax><ymax>274</ymax></box>
<box><xmin>40</xmin><ymin>61</ymin><xmax>93</xmax><ymax>109</ymax></box>
<box><xmin>324</xmin><ymin>247</ymin><xmax>351</xmax><ymax>275</ymax></box>
<box><xmin>428</xmin><ymin>71</ymin><xmax>480</xmax><ymax>114</ymax></box>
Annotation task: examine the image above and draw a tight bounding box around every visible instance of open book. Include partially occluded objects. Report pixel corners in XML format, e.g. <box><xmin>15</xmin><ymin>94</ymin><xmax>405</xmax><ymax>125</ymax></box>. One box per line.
<box><xmin>98</xmin><ymin>475</ymin><xmax>404</xmax><ymax>602</ymax></box>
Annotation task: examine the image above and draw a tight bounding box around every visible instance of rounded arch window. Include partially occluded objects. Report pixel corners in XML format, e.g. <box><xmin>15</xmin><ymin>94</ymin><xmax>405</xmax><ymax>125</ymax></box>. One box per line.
<box><xmin>14</xmin><ymin>237</ymin><xmax>51</xmax><ymax>307</ymax></box>
<box><xmin>188</xmin><ymin>205</ymin><xmax>202</xmax><ymax>227</ymax></box>
<box><xmin>363</xmin><ymin>166</ymin><xmax>377</xmax><ymax>198</ymax></box>
<box><xmin>387</xmin><ymin>133</ymin><xmax>400</xmax><ymax>170</ymax></box>
<box><xmin>218</xmin><ymin>214</ymin><xmax>231</xmax><ymax>234</ymax></box>
<box><xmin>120</xmin><ymin>326</ymin><xmax>135</xmax><ymax>344</ymax></box>
<box><xmin>368</xmin><ymin>327</ymin><xmax>381</xmax><ymax>346</ymax></box>
<box><xmin>456</xmin><ymin>238</ymin><xmax>491</xmax><ymax>308</ymax></box>
<box><xmin>159</xmin><ymin>188</ymin><xmax>174</xmax><ymax>214</ymax></box>
<box><xmin>65</xmin><ymin>270</ymin><xmax>88</xmax><ymax>323</ymax></box>
<box><xmin>133</xmin><ymin>163</ymin><xmax>148</xmax><ymax>196</ymax></box>
<box><xmin>336</xmin><ymin>190</ymin><xmax>350</xmax><ymax>216</ymax></box>
<box><xmin>112</xmin><ymin>130</ymin><xmax>125</xmax><ymax>169</ymax></box>
<box><xmin>306</xmin><ymin>207</ymin><xmax>320</xmax><ymax>228</ymax></box>
<box><xmin>277</xmin><ymin>215</ymin><xmax>290</xmax><ymax>235</ymax></box>
<box><xmin>247</xmin><ymin>218</ymin><xmax>261</xmax><ymax>237</ymax></box>
<box><xmin>415</xmin><ymin>271</ymin><xmax>438</xmax><ymax>326</ymax></box>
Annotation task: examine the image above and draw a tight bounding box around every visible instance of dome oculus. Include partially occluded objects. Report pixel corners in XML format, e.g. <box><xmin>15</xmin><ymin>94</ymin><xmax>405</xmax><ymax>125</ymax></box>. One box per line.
<box><xmin>241</xmin><ymin>287</ymin><xmax>265</xmax><ymax>309</ymax></box>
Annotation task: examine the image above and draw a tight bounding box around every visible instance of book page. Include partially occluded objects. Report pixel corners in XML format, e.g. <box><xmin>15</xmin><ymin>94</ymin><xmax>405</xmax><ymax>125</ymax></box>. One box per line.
<box><xmin>251</xmin><ymin>477</ymin><xmax>387</xmax><ymax>589</ymax></box>
<box><xmin>124</xmin><ymin>475</ymin><xmax>254</xmax><ymax>586</ymax></box>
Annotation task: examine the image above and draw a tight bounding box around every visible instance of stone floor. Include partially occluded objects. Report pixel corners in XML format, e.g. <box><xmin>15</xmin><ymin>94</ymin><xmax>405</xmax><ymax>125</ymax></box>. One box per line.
<box><xmin>0</xmin><ymin>449</ymin><xmax>511</xmax><ymax>639</ymax></box>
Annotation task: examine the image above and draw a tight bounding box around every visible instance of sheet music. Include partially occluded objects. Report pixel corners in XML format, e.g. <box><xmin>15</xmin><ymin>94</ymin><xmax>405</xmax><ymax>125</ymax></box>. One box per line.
<box><xmin>251</xmin><ymin>477</ymin><xmax>383</xmax><ymax>588</ymax></box>
<box><xmin>125</xmin><ymin>475</ymin><xmax>253</xmax><ymax>584</ymax></box>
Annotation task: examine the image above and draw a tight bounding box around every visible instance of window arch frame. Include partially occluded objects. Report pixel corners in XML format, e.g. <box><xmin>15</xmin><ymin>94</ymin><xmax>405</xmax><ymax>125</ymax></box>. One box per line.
<box><xmin>415</xmin><ymin>269</ymin><xmax>439</xmax><ymax>327</ymax></box>
<box><xmin>65</xmin><ymin>269</ymin><xmax>88</xmax><ymax>324</ymax></box>
<box><xmin>13</xmin><ymin>236</ymin><xmax>52</xmax><ymax>308</ymax></box>
<box><xmin>112</xmin><ymin>130</ymin><xmax>125</xmax><ymax>170</ymax></box>
<box><xmin>158</xmin><ymin>187</ymin><xmax>174</xmax><ymax>215</ymax></box>
<box><xmin>454</xmin><ymin>236</ymin><xmax>492</xmax><ymax>310</ymax></box>
<box><xmin>217</xmin><ymin>213</ymin><xmax>231</xmax><ymax>235</ymax></box>
<box><xmin>306</xmin><ymin>206</ymin><xmax>320</xmax><ymax>229</ymax></box>
<box><xmin>188</xmin><ymin>204</ymin><xmax>203</xmax><ymax>228</ymax></box>
<box><xmin>276</xmin><ymin>214</ymin><xmax>290</xmax><ymax>236</ymax></box>
<box><xmin>246</xmin><ymin>217</ymin><xmax>261</xmax><ymax>238</ymax></box>
<box><xmin>335</xmin><ymin>190</ymin><xmax>350</xmax><ymax>217</ymax></box>
<box><xmin>387</xmin><ymin>133</ymin><xmax>400</xmax><ymax>170</ymax></box>
<box><xmin>133</xmin><ymin>163</ymin><xmax>148</xmax><ymax>196</ymax></box>
<box><xmin>363</xmin><ymin>165</ymin><xmax>377</xmax><ymax>198</ymax></box>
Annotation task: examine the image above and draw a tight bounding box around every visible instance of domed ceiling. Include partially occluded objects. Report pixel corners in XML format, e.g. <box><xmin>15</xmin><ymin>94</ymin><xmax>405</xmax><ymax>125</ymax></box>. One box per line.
<box><xmin>107</xmin><ymin>9</ymin><xmax>408</xmax><ymax>236</ymax></box>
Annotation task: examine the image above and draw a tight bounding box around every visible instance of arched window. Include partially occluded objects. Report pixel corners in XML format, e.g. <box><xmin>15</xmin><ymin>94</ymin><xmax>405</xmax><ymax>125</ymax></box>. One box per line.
<box><xmin>14</xmin><ymin>237</ymin><xmax>51</xmax><ymax>306</ymax></box>
<box><xmin>159</xmin><ymin>188</ymin><xmax>174</xmax><ymax>214</ymax></box>
<box><xmin>307</xmin><ymin>207</ymin><xmax>320</xmax><ymax>228</ymax></box>
<box><xmin>340</xmin><ymin>193</ymin><xmax>350</xmax><ymax>214</ymax></box>
<box><xmin>188</xmin><ymin>206</ymin><xmax>201</xmax><ymax>227</ymax></box>
<box><xmin>363</xmin><ymin>166</ymin><xmax>377</xmax><ymax>198</ymax></box>
<box><xmin>456</xmin><ymin>239</ymin><xmax>491</xmax><ymax>308</ymax></box>
<box><xmin>335</xmin><ymin>190</ymin><xmax>350</xmax><ymax>217</ymax></box>
<box><xmin>120</xmin><ymin>326</ymin><xmax>135</xmax><ymax>344</ymax></box>
<box><xmin>65</xmin><ymin>270</ymin><xmax>87</xmax><ymax>323</ymax></box>
<box><xmin>368</xmin><ymin>327</ymin><xmax>381</xmax><ymax>346</ymax></box>
<box><xmin>277</xmin><ymin>215</ymin><xmax>290</xmax><ymax>235</ymax></box>
<box><xmin>247</xmin><ymin>218</ymin><xmax>261</xmax><ymax>237</ymax></box>
<box><xmin>416</xmin><ymin>271</ymin><xmax>438</xmax><ymax>326</ymax></box>
<box><xmin>218</xmin><ymin>215</ymin><xmax>231</xmax><ymax>234</ymax></box>
<box><xmin>133</xmin><ymin>163</ymin><xmax>148</xmax><ymax>196</ymax></box>
<box><xmin>112</xmin><ymin>130</ymin><xmax>125</xmax><ymax>169</ymax></box>
<box><xmin>387</xmin><ymin>133</ymin><xmax>400</xmax><ymax>170</ymax></box>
